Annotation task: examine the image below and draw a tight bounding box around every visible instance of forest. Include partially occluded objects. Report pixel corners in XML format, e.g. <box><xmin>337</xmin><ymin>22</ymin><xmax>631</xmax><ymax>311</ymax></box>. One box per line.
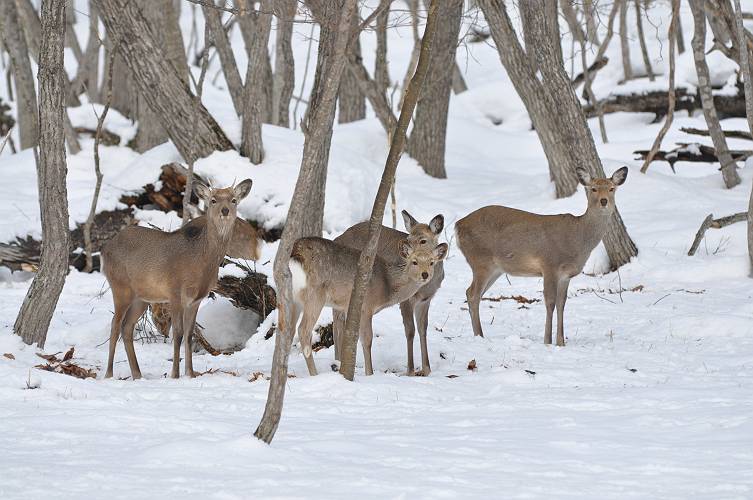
<box><xmin>0</xmin><ymin>0</ymin><xmax>752</xmax><ymax>497</ymax></box>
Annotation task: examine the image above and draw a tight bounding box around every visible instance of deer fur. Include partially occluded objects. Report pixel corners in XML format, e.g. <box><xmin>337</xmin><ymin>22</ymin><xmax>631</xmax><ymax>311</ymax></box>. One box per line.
<box><xmin>101</xmin><ymin>179</ymin><xmax>253</xmax><ymax>379</ymax></box>
<box><xmin>455</xmin><ymin>167</ymin><xmax>628</xmax><ymax>346</ymax></box>
<box><xmin>288</xmin><ymin>236</ymin><xmax>448</xmax><ymax>376</ymax></box>
<box><xmin>333</xmin><ymin>210</ymin><xmax>445</xmax><ymax>375</ymax></box>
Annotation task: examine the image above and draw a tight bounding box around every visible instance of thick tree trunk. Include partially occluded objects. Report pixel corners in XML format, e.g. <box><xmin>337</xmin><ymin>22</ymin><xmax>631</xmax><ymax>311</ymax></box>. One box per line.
<box><xmin>14</xmin><ymin>0</ymin><xmax>70</xmax><ymax>348</ymax></box>
<box><xmin>339</xmin><ymin>0</ymin><xmax>442</xmax><ymax>382</ymax></box>
<box><xmin>0</xmin><ymin>0</ymin><xmax>39</xmax><ymax>150</ymax></box>
<box><xmin>240</xmin><ymin>0</ymin><xmax>273</xmax><ymax>164</ymax></box>
<box><xmin>254</xmin><ymin>0</ymin><xmax>357</xmax><ymax>444</ymax></box>
<box><xmin>272</xmin><ymin>0</ymin><xmax>296</xmax><ymax>127</ymax></box>
<box><xmin>338</xmin><ymin>10</ymin><xmax>366</xmax><ymax>123</ymax></box>
<box><xmin>203</xmin><ymin>3</ymin><xmax>245</xmax><ymax>115</ymax></box>
<box><xmin>689</xmin><ymin>0</ymin><xmax>741</xmax><ymax>188</ymax></box>
<box><xmin>407</xmin><ymin>0</ymin><xmax>462</xmax><ymax>179</ymax></box>
<box><xmin>95</xmin><ymin>0</ymin><xmax>233</xmax><ymax>162</ymax></box>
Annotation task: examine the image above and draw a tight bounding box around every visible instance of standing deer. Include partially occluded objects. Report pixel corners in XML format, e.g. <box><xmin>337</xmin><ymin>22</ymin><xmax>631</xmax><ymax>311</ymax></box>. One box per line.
<box><xmin>333</xmin><ymin>211</ymin><xmax>445</xmax><ymax>375</ymax></box>
<box><xmin>288</xmin><ymin>236</ymin><xmax>448</xmax><ymax>376</ymax></box>
<box><xmin>455</xmin><ymin>167</ymin><xmax>628</xmax><ymax>346</ymax></box>
<box><xmin>101</xmin><ymin>179</ymin><xmax>253</xmax><ymax>379</ymax></box>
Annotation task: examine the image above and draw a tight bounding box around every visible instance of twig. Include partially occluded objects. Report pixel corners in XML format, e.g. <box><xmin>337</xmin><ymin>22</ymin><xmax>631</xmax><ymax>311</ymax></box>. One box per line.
<box><xmin>0</xmin><ymin>126</ymin><xmax>13</xmax><ymax>155</ymax></box>
<box><xmin>293</xmin><ymin>23</ymin><xmax>315</xmax><ymax>131</ymax></box>
<box><xmin>688</xmin><ymin>212</ymin><xmax>748</xmax><ymax>256</ymax></box>
<box><xmin>681</xmin><ymin>126</ymin><xmax>753</xmax><ymax>141</ymax></box>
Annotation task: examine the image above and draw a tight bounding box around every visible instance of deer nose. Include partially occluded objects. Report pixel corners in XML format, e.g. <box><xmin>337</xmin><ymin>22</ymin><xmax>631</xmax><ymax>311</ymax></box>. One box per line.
<box><xmin>421</xmin><ymin>271</ymin><xmax>429</xmax><ymax>280</ymax></box>
<box><xmin>600</xmin><ymin>198</ymin><xmax>608</xmax><ymax>207</ymax></box>
<box><xmin>221</xmin><ymin>207</ymin><xmax>229</xmax><ymax>216</ymax></box>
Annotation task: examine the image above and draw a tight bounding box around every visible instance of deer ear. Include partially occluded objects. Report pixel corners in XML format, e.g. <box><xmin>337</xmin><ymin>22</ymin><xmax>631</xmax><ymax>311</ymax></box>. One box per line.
<box><xmin>402</xmin><ymin>210</ymin><xmax>418</xmax><ymax>232</ymax></box>
<box><xmin>433</xmin><ymin>243</ymin><xmax>448</xmax><ymax>261</ymax></box>
<box><xmin>398</xmin><ymin>239</ymin><xmax>412</xmax><ymax>259</ymax></box>
<box><xmin>611</xmin><ymin>166</ymin><xmax>628</xmax><ymax>186</ymax></box>
<box><xmin>192</xmin><ymin>180</ymin><xmax>211</xmax><ymax>201</ymax></box>
<box><xmin>576</xmin><ymin>167</ymin><xmax>592</xmax><ymax>186</ymax></box>
<box><xmin>429</xmin><ymin>214</ymin><xmax>444</xmax><ymax>234</ymax></box>
<box><xmin>234</xmin><ymin>179</ymin><xmax>253</xmax><ymax>200</ymax></box>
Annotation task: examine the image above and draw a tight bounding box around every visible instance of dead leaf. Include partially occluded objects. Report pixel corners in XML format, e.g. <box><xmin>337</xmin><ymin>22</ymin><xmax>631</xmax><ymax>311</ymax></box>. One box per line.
<box><xmin>446</xmin><ymin>374</ymin><xmax>459</xmax><ymax>379</ymax></box>
<box><xmin>62</xmin><ymin>347</ymin><xmax>74</xmax><ymax>362</ymax></box>
<box><xmin>524</xmin><ymin>369</ymin><xmax>536</xmax><ymax>376</ymax></box>
<box><xmin>3</xmin><ymin>353</ymin><xmax>15</xmax><ymax>360</ymax></box>
<box><xmin>467</xmin><ymin>359</ymin><xmax>477</xmax><ymax>371</ymax></box>
<box><xmin>249</xmin><ymin>371</ymin><xmax>268</xmax><ymax>382</ymax></box>
<box><xmin>36</xmin><ymin>352</ymin><xmax>60</xmax><ymax>362</ymax></box>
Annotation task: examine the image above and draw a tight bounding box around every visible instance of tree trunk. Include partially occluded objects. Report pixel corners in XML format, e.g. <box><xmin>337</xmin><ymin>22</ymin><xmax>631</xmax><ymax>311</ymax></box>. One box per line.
<box><xmin>635</xmin><ymin>0</ymin><xmax>655</xmax><ymax>81</ymax></box>
<box><xmin>272</xmin><ymin>0</ymin><xmax>296</xmax><ymax>127</ymax></box>
<box><xmin>689</xmin><ymin>0</ymin><xmax>741</xmax><ymax>188</ymax></box>
<box><xmin>407</xmin><ymin>0</ymin><xmax>462</xmax><ymax>179</ymax></box>
<box><xmin>203</xmin><ymin>3</ymin><xmax>245</xmax><ymax>115</ymax></box>
<box><xmin>338</xmin><ymin>9</ymin><xmax>366</xmax><ymax>123</ymax></box>
<box><xmin>14</xmin><ymin>0</ymin><xmax>70</xmax><ymax>348</ymax></box>
<box><xmin>240</xmin><ymin>0</ymin><xmax>273</xmax><ymax>164</ymax></box>
<box><xmin>584</xmin><ymin>0</ymin><xmax>600</xmax><ymax>44</ymax></box>
<box><xmin>452</xmin><ymin>62</ymin><xmax>468</xmax><ymax>94</ymax></box>
<box><xmin>94</xmin><ymin>0</ymin><xmax>233</xmax><ymax>163</ymax></box>
<box><xmin>69</xmin><ymin>1</ymin><xmax>101</xmax><ymax>103</ymax></box>
<box><xmin>238</xmin><ymin>1</ymin><xmax>274</xmax><ymax>124</ymax></box>
<box><xmin>254</xmin><ymin>0</ymin><xmax>357</xmax><ymax>444</ymax></box>
<box><xmin>0</xmin><ymin>0</ymin><xmax>39</xmax><ymax>150</ymax></box>
<box><xmin>375</xmin><ymin>0</ymin><xmax>390</xmax><ymax>97</ymax></box>
<box><xmin>619</xmin><ymin>0</ymin><xmax>633</xmax><ymax>81</ymax></box>
<box><xmin>339</xmin><ymin>0</ymin><xmax>442</xmax><ymax>382</ymax></box>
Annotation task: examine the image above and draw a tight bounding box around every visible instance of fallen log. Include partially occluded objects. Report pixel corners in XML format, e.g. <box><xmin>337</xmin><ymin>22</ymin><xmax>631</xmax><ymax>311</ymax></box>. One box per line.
<box><xmin>688</xmin><ymin>211</ymin><xmax>748</xmax><ymax>256</ymax></box>
<box><xmin>633</xmin><ymin>142</ymin><xmax>753</xmax><ymax>171</ymax></box>
<box><xmin>680</xmin><ymin>126</ymin><xmax>753</xmax><ymax>141</ymax></box>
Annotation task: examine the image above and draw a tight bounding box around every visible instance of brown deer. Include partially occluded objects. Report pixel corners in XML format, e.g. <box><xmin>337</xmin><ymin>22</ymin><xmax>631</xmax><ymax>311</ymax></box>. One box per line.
<box><xmin>101</xmin><ymin>179</ymin><xmax>253</xmax><ymax>380</ymax></box>
<box><xmin>455</xmin><ymin>167</ymin><xmax>628</xmax><ymax>346</ymax></box>
<box><xmin>333</xmin><ymin>211</ymin><xmax>444</xmax><ymax>375</ymax></box>
<box><xmin>288</xmin><ymin>236</ymin><xmax>448</xmax><ymax>376</ymax></box>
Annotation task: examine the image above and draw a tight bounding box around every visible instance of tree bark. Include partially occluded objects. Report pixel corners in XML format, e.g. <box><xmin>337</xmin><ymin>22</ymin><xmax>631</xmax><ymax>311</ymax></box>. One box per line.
<box><xmin>689</xmin><ymin>0</ymin><xmax>742</xmax><ymax>188</ymax></box>
<box><xmin>238</xmin><ymin>1</ymin><xmax>274</xmax><ymax>123</ymax></box>
<box><xmin>272</xmin><ymin>0</ymin><xmax>296</xmax><ymax>127</ymax></box>
<box><xmin>203</xmin><ymin>3</ymin><xmax>245</xmax><ymax>115</ymax></box>
<box><xmin>375</xmin><ymin>0</ymin><xmax>391</xmax><ymax>97</ymax></box>
<box><xmin>94</xmin><ymin>0</ymin><xmax>233</xmax><ymax>162</ymax></box>
<box><xmin>619</xmin><ymin>0</ymin><xmax>633</xmax><ymax>81</ymax></box>
<box><xmin>339</xmin><ymin>0</ymin><xmax>442</xmax><ymax>382</ymax></box>
<box><xmin>69</xmin><ymin>1</ymin><xmax>101</xmax><ymax>103</ymax></box>
<box><xmin>254</xmin><ymin>0</ymin><xmax>357</xmax><ymax>444</ymax></box>
<box><xmin>407</xmin><ymin>0</ymin><xmax>462</xmax><ymax>179</ymax></box>
<box><xmin>338</xmin><ymin>9</ymin><xmax>367</xmax><ymax>123</ymax></box>
<box><xmin>240</xmin><ymin>0</ymin><xmax>273</xmax><ymax>164</ymax></box>
<box><xmin>635</xmin><ymin>0</ymin><xmax>655</xmax><ymax>81</ymax></box>
<box><xmin>14</xmin><ymin>0</ymin><xmax>70</xmax><ymax>348</ymax></box>
<box><xmin>0</xmin><ymin>0</ymin><xmax>39</xmax><ymax>150</ymax></box>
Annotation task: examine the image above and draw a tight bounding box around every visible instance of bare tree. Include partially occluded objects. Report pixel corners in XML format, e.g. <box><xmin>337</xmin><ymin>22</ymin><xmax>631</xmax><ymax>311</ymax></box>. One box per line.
<box><xmin>203</xmin><ymin>3</ymin><xmax>244</xmax><ymax>115</ymax></box>
<box><xmin>689</xmin><ymin>0</ymin><xmax>741</xmax><ymax>188</ymax></box>
<box><xmin>338</xmin><ymin>8</ymin><xmax>367</xmax><ymax>123</ymax></box>
<box><xmin>14</xmin><ymin>0</ymin><xmax>70</xmax><ymax>348</ymax></box>
<box><xmin>375</xmin><ymin>0</ymin><xmax>391</xmax><ymax>97</ymax></box>
<box><xmin>0</xmin><ymin>0</ymin><xmax>38</xmax><ymax>149</ymax></box>
<box><xmin>338</xmin><ymin>0</ymin><xmax>442</xmax><ymax>381</ymax></box>
<box><xmin>69</xmin><ymin>1</ymin><xmax>101</xmax><ymax>103</ymax></box>
<box><xmin>635</xmin><ymin>0</ymin><xmax>655</xmax><ymax>80</ymax></box>
<box><xmin>619</xmin><ymin>0</ymin><xmax>633</xmax><ymax>81</ymax></box>
<box><xmin>272</xmin><ymin>0</ymin><xmax>296</xmax><ymax>127</ymax></box>
<box><xmin>407</xmin><ymin>0</ymin><xmax>463</xmax><ymax>179</ymax></box>
<box><xmin>254</xmin><ymin>0</ymin><xmax>358</xmax><ymax>444</ymax></box>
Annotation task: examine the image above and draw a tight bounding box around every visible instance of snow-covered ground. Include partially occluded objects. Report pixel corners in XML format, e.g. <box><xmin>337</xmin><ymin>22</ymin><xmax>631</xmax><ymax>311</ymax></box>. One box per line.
<box><xmin>1</xmin><ymin>2</ymin><xmax>753</xmax><ymax>499</ymax></box>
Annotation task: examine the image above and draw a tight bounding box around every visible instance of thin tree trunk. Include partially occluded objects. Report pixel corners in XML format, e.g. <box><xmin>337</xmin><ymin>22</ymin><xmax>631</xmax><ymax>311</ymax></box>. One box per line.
<box><xmin>69</xmin><ymin>1</ymin><xmax>101</xmax><ymax>103</ymax></box>
<box><xmin>95</xmin><ymin>0</ymin><xmax>233</xmax><ymax>163</ymax></box>
<box><xmin>375</xmin><ymin>0</ymin><xmax>391</xmax><ymax>97</ymax></box>
<box><xmin>641</xmin><ymin>0</ymin><xmax>679</xmax><ymax>172</ymax></box>
<box><xmin>620</xmin><ymin>0</ymin><xmax>633</xmax><ymax>81</ymax></box>
<box><xmin>0</xmin><ymin>0</ymin><xmax>38</xmax><ymax>150</ymax></box>
<box><xmin>407</xmin><ymin>0</ymin><xmax>462</xmax><ymax>179</ymax></box>
<box><xmin>585</xmin><ymin>0</ymin><xmax>600</xmax><ymax>44</ymax></box>
<box><xmin>64</xmin><ymin>2</ymin><xmax>83</xmax><ymax>65</ymax></box>
<box><xmin>676</xmin><ymin>3</ymin><xmax>686</xmax><ymax>54</ymax></box>
<box><xmin>203</xmin><ymin>3</ymin><xmax>245</xmax><ymax>115</ymax></box>
<box><xmin>635</xmin><ymin>0</ymin><xmax>655</xmax><ymax>80</ymax></box>
<box><xmin>452</xmin><ymin>62</ymin><xmax>468</xmax><ymax>94</ymax></box>
<box><xmin>240</xmin><ymin>0</ymin><xmax>273</xmax><ymax>164</ymax></box>
<box><xmin>689</xmin><ymin>0</ymin><xmax>742</xmax><ymax>188</ymax></box>
<box><xmin>272</xmin><ymin>0</ymin><xmax>296</xmax><ymax>127</ymax></box>
<box><xmin>238</xmin><ymin>1</ymin><xmax>274</xmax><ymax>124</ymax></box>
<box><xmin>14</xmin><ymin>0</ymin><xmax>69</xmax><ymax>348</ymax></box>
<box><xmin>254</xmin><ymin>0</ymin><xmax>357</xmax><ymax>444</ymax></box>
<box><xmin>339</xmin><ymin>0</ymin><xmax>442</xmax><ymax>382</ymax></box>
<box><xmin>338</xmin><ymin>9</ymin><xmax>367</xmax><ymax>123</ymax></box>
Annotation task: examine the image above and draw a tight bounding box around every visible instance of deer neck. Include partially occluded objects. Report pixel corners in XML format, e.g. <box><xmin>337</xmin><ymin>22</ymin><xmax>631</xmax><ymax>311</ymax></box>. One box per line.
<box><xmin>576</xmin><ymin>204</ymin><xmax>612</xmax><ymax>251</ymax></box>
<box><xmin>385</xmin><ymin>261</ymin><xmax>422</xmax><ymax>303</ymax></box>
<box><xmin>202</xmin><ymin>218</ymin><xmax>234</xmax><ymax>265</ymax></box>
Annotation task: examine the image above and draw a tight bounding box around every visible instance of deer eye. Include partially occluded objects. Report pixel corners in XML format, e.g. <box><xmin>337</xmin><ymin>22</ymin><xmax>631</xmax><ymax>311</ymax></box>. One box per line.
<box><xmin>609</xmin><ymin>188</ymin><xmax>614</xmax><ymax>192</ymax></box>
<box><xmin>211</xmin><ymin>198</ymin><xmax>217</xmax><ymax>204</ymax></box>
<box><xmin>430</xmin><ymin>261</ymin><xmax>434</xmax><ymax>266</ymax></box>
<box><xmin>591</xmin><ymin>188</ymin><xmax>597</xmax><ymax>193</ymax></box>
<box><xmin>420</xmin><ymin>239</ymin><xmax>427</xmax><ymax>244</ymax></box>
<box><xmin>412</xmin><ymin>261</ymin><xmax>418</xmax><ymax>266</ymax></box>
<box><xmin>231</xmin><ymin>198</ymin><xmax>237</xmax><ymax>204</ymax></box>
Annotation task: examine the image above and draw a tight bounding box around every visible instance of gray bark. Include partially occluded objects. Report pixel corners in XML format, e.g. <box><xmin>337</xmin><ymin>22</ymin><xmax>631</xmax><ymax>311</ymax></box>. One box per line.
<box><xmin>69</xmin><ymin>1</ymin><xmax>101</xmax><ymax>103</ymax></box>
<box><xmin>375</xmin><ymin>0</ymin><xmax>390</xmax><ymax>97</ymax></box>
<box><xmin>619</xmin><ymin>0</ymin><xmax>633</xmax><ymax>81</ymax></box>
<box><xmin>338</xmin><ymin>10</ymin><xmax>366</xmax><ymax>123</ymax></box>
<box><xmin>203</xmin><ymin>3</ymin><xmax>244</xmax><ymax>115</ymax></box>
<box><xmin>14</xmin><ymin>0</ymin><xmax>70</xmax><ymax>348</ymax></box>
<box><xmin>272</xmin><ymin>0</ymin><xmax>296</xmax><ymax>127</ymax></box>
<box><xmin>407</xmin><ymin>0</ymin><xmax>463</xmax><ymax>179</ymax></box>
<box><xmin>238</xmin><ymin>2</ymin><xmax>274</xmax><ymax>123</ymax></box>
<box><xmin>635</xmin><ymin>0</ymin><xmax>655</xmax><ymax>80</ymax></box>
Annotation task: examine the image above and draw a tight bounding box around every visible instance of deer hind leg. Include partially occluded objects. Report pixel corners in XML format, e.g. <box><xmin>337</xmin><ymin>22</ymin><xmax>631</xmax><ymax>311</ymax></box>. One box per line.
<box><xmin>400</xmin><ymin>300</ymin><xmax>417</xmax><ymax>375</ymax></box>
<box><xmin>543</xmin><ymin>274</ymin><xmax>557</xmax><ymax>345</ymax></box>
<box><xmin>297</xmin><ymin>294</ymin><xmax>324</xmax><ymax>376</ymax></box>
<box><xmin>105</xmin><ymin>288</ymin><xmax>132</xmax><ymax>379</ymax></box>
<box><xmin>414</xmin><ymin>298</ymin><xmax>432</xmax><ymax>376</ymax></box>
<box><xmin>170</xmin><ymin>302</ymin><xmax>185</xmax><ymax>379</ymax></box>
<box><xmin>182</xmin><ymin>301</ymin><xmax>201</xmax><ymax>378</ymax></box>
<box><xmin>120</xmin><ymin>299</ymin><xmax>148</xmax><ymax>380</ymax></box>
<box><xmin>332</xmin><ymin>309</ymin><xmax>345</xmax><ymax>361</ymax></box>
<box><xmin>360</xmin><ymin>313</ymin><xmax>375</xmax><ymax>376</ymax></box>
<box><xmin>555</xmin><ymin>277</ymin><xmax>571</xmax><ymax>347</ymax></box>
<box><xmin>466</xmin><ymin>264</ymin><xmax>501</xmax><ymax>338</ymax></box>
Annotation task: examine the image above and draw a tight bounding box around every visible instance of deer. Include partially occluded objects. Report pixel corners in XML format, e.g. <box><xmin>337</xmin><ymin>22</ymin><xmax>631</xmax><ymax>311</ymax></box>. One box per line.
<box><xmin>288</xmin><ymin>236</ymin><xmax>448</xmax><ymax>376</ymax></box>
<box><xmin>101</xmin><ymin>178</ymin><xmax>254</xmax><ymax>380</ymax></box>
<box><xmin>332</xmin><ymin>210</ymin><xmax>445</xmax><ymax>375</ymax></box>
<box><xmin>455</xmin><ymin>166</ymin><xmax>628</xmax><ymax>346</ymax></box>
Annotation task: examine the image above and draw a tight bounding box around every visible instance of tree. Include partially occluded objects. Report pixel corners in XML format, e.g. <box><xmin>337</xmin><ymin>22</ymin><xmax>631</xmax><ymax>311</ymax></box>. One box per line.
<box><xmin>254</xmin><ymin>0</ymin><xmax>358</xmax><ymax>444</ymax></box>
<box><xmin>14</xmin><ymin>0</ymin><xmax>70</xmax><ymax>348</ymax></box>
<box><xmin>272</xmin><ymin>0</ymin><xmax>296</xmax><ymax>127</ymax></box>
<box><xmin>338</xmin><ymin>0</ymin><xmax>442</xmax><ymax>381</ymax></box>
<box><xmin>203</xmin><ymin>3</ymin><xmax>244</xmax><ymax>115</ymax></box>
<box><xmin>407</xmin><ymin>0</ymin><xmax>462</xmax><ymax>179</ymax></box>
<box><xmin>337</xmin><ymin>8</ymin><xmax>366</xmax><ymax>123</ymax></box>
<box><xmin>0</xmin><ymin>0</ymin><xmax>39</xmax><ymax>150</ymax></box>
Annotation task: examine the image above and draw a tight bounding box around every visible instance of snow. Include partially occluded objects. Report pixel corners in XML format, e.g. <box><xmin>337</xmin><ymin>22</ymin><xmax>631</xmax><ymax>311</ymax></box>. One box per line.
<box><xmin>1</xmin><ymin>1</ymin><xmax>753</xmax><ymax>499</ymax></box>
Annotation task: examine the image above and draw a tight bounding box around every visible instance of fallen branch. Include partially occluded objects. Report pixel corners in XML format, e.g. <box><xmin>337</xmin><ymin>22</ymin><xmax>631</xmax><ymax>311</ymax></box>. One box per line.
<box><xmin>634</xmin><ymin>142</ymin><xmax>753</xmax><ymax>171</ymax></box>
<box><xmin>571</xmin><ymin>57</ymin><xmax>609</xmax><ymax>89</ymax></box>
<box><xmin>681</xmin><ymin>126</ymin><xmax>753</xmax><ymax>141</ymax></box>
<box><xmin>688</xmin><ymin>212</ymin><xmax>748</xmax><ymax>255</ymax></box>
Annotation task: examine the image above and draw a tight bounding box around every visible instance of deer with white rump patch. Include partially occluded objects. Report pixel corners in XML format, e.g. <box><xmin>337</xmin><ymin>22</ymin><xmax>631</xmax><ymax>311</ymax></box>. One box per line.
<box><xmin>288</xmin><ymin>236</ymin><xmax>448</xmax><ymax>376</ymax></box>
<box><xmin>333</xmin><ymin>210</ymin><xmax>445</xmax><ymax>375</ymax></box>
<box><xmin>455</xmin><ymin>167</ymin><xmax>628</xmax><ymax>346</ymax></box>
<box><xmin>101</xmin><ymin>178</ymin><xmax>254</xmax><ymax>379</ymax></box>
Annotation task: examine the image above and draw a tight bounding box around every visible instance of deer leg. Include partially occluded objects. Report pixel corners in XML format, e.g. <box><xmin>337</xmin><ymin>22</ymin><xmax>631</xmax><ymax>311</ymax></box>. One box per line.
<box><xmin>332</xmin><ymin>309</ymin><xmax>345</xmax><ymax>361</ymax></box>
<box><xmin>182</xmin><ymin>301</ymin><xmax>200</xmax><ymax>378</ymax></box>
<box><xmin>360</xmin><ymin>313</ymin><xmax>375</xmax><ymax>376</ymax></box>
<box><xmin>466</xmin><ymin>265</ymin><xmax>501</xmax><ymax>337</ymax></box>
<box><xmin>120</xmin><ymin>299</ymin><xmax>148</xmax><ymax>380</ymax></box>
<box><xmin>543</xmin><ymin>274</ymin><xmax>557</xmax><ymax>345</ymax></box>
<box><xmin>400</xmin><ymin>300</ymin><xmax>417</xmax><ymax>375</ymax></box>
<box><xmin>105</xmin><ymin>289</ymin><xmax>131</xmax><ymax>379</ymax></box>
<box><xmin>170</xmin><ymin>303</ymin><xmax>184</xmax><ymax>379</ymax></box>
<box><xmin>415</xmin><ymin>298</ymin><xmax>432</xmax><ymax>376</ymax></box>
<box><xmin>297</xmin><ymin>295</ymin><xmax>324</xmax><ymax>376</ymax></box>
<box><xmin>555</xmin><ymin>277</ymin><xmax>571</xmax><ymax>347</ymax></box>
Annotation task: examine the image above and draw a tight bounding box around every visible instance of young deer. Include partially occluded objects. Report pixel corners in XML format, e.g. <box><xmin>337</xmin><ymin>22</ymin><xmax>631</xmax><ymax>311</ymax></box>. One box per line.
<box><xmin>333</xmin><ymin>211</ymin><xmax>445</xmax><ymax>375</ymax></box>
<box><xmin>101</xmin><ymin>179</ymin><xmax>253</xmax><ymax>379</ymax></box>
<box><xmin>455</xmin><ymin>167</ymin><xmax>628</xmax><ymax>346</ymax></box>
<box><xmin>288</xmin><ymin>236</ymin><xmax>448</xmax><ymax>376</ymax></box>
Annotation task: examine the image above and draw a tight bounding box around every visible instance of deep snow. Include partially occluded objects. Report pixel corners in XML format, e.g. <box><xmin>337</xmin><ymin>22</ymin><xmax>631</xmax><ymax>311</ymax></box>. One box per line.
<box><xmin>1</xmin><ymin>1</ymin><xmax>753</xmax><ymax>499</ymax></box>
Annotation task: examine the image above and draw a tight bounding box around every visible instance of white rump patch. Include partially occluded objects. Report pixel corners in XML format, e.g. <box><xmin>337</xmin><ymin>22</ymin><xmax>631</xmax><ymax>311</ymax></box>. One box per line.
<box><xmin>289</xmin><ymin>260</ymin><xmax>307</xmax><ymax>295</ymax></box>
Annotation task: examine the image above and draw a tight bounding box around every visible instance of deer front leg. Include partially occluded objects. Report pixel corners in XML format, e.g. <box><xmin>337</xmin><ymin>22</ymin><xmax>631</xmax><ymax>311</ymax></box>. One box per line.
<box><xmin>360</xmin><ymin>313</ymin><xmax>375</xmax><ymax>376</ymax></box>
<box><xmin>555</xmin><ymin>277</ymin><xmax>571</xmax><ymax>347</ymax></box>
<box><xmin>297</xmin><ymin>294</ymin><xmax>324</xmax><ymax>376</ymax></box>
<box><xmin>105</xmin><ymin>291</ymin><xmax>130</xmax><ymax>379</ymax></box>
<box><xmin>543</xmin><ymin>274</ymin><xmax>557</xmax><ymax>345</ymax></box>
<box><xmin>170</xmin><ymin>303</ymin><xmax>184</xmax><ymax>379</ymax></box>
<box><xmin>400</xmin><ymin>300</ymin><xmax>416</xmax><ymax>375</ymax></box>
<box><xmin>414</xmin><ymin>298</ymin><xmax>432</xmax><ymax>376</ymax></box>
<box><xmin>332</xmin><ymin>309</ymin><xmax>346</xmax><ymax>362</ymax></box>
<box><xmin>120</xmin><ymin>299</ymin><xmax>148</xmax><ymax>380</ymax></box>
<box><xmin>183</xmin><ymin>302</ymin><xmax>200</xmax><ymax>378</ymax></box>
